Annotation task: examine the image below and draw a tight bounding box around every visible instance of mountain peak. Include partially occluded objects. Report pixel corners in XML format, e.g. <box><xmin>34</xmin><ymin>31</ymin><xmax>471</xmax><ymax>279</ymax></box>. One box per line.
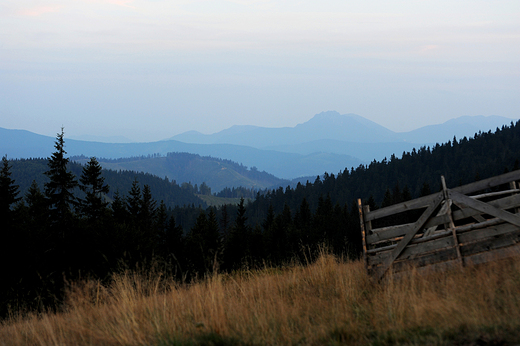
<box><xmin>312</xmin><ymin>110</ymin><xmax>342</xmax><ymax>119</ymax></box>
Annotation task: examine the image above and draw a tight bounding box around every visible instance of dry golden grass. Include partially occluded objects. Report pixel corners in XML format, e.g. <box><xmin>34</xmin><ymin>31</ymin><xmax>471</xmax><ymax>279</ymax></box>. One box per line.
<box><xmin>2</xmin><ymin>253</ymin><xmax>520</xmax><ymax>345</ymax></box>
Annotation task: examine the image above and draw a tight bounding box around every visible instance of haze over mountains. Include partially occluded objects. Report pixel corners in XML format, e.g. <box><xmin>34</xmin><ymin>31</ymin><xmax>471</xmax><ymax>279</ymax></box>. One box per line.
<box><xmin>172</xmin><ymin>111</ymin><xmax>514</xmax><ymax>161</ymax></box>
<box><xmin>1</xmin><ymin>112</ymin><xmax>515</xmax><ymax>188</ymax></box>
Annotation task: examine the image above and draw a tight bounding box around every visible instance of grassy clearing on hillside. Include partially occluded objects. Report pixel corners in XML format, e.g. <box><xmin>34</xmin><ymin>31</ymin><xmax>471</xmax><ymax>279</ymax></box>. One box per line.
<box><xmin>2</xmin><ymin>253</ymin><xmax>520</xmax><ymax>345</ymax></box>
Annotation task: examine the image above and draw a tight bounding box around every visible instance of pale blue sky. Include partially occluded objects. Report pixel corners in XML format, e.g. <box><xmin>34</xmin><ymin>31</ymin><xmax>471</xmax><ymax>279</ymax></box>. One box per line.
<box><xmin>1</xmin><ymin>0</ymin><xmax>519</xmax><ymax>142</ymax></box>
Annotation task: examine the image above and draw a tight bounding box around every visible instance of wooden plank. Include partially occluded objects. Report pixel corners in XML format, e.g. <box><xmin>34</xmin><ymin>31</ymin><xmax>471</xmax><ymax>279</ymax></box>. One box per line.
<box><xmin>451</xmin><ymin>169</ymin><xmax>520</xmax><ymax>196</ymax></box>
<box><xmin>458</xmin><ymin>222</ymin><xmax>518</xmax><ymax>244</ymax></box>
<box><xmin>375</xmin><ymin>192</ymin><xmax>445</xmax><ymax>280</ymax></box>
<box><xmin>451</xmin><ymin>193</ymin><xmax>520</xmax><ymax>221</ymax></box>
<box><xmin>463</xmin><ymin>242</ymin><xmax>520</xmax><ymax>266</ymax></box>
<box><xmin>367</xmin><ymin>229</ymin><xmax>452</xmax><ymax>255</ymax></box>
<box><xmin>367</xmin><ymin>214</ymin><xmax>451</xmax><ymax>244</ymax></box>
<box><xmin>460</xmin><ymin>230</ymin><xmax>520</xmax><ymax>257</ymax></box>
<box><xmin>449</xmin><ymin>190</ymin><xmax>520</xmax><ymax>228</ymax></box>
<box><xmin>364</xmin><ymin>192</ymin><xmax>441</xmax><ymax>222</ymax></box>
<box><xmin>455</xmin><ymin>217</ymin><xmax>503</xmax><ymax>234</ymax></box>
<box><xmin>368</xmin><ymin>235</ymin><xmax>455</xmax><ymax>267</ymax></box>
<box><xmin>471</xmin><ymin>189</ymin><xmax>520</xmax><ymax>200</ymax></box>
<box><xmin>390</xmin><ymin>247</ymin><xmax>458</xmax><ymax>272</ymax></box>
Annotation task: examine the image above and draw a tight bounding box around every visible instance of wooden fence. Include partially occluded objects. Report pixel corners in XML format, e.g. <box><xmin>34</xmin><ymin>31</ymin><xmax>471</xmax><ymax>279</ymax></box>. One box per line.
<box><xmin>358</xmin><ymin>170</ymin><xmax>520</xmax><ymax>280</ymax></box>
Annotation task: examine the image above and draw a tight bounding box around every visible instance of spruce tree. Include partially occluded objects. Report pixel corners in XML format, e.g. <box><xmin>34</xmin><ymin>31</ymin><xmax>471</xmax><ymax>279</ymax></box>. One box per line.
<box><xmin>0</xmin><ymin>155</ymin><xmax>20</xmax><ymax>222</ymax></box>
<box><xmin>111</xmin><ymin>190</ymin><xmax>128</xmax><ymax>224</ymax></box>
<box><xmin>140</xmin><ymin>184</ymin><xmax>157</xmax><ymax>230</ymax></box>
<box><xmin>42</xmin><ymin>128</ymin><xmax>79</xmax><ymax>298</ymax></box>
<box><xmin>44</xmin><ymin>128</ymin><xmax>78</xmax><ymax>225</ymax></box>
<box><xmin>164</xmin><ymin>215</ymin><xmax>185</xmax><ymax>280</ymax></box>
<box><xmin>127</xmin><ymin>180</ymin><xmax>141</xmax><ymax>220</ymax></box>
<box><xmin>224</xmin><ymin>198</ymin><xmax>251</xmax><ymax>270</ymax></box>
<box><xmin>79</xmin><ymin>157</ymin><xmax>109</xmax><ymax>221</ymax></box>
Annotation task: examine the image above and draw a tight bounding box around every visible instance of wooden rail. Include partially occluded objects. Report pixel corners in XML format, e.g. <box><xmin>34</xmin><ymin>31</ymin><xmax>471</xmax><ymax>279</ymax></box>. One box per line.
<box><xmin>358</xmin><ymin>170</ymin><xmax>520</xmax><ymax>280</ymax></box>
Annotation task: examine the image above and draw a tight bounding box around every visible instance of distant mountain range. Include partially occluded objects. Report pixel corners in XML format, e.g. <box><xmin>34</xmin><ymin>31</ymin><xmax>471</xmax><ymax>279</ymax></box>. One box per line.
<box><xmin>171</xmin><ymin>111</ymin><xmax>515</xmax><ymax>161</ymax></box>
<box><xmin>1</xmin><ymin>112</ymin><xmax>515</xmax><ymax>187</ymax></box>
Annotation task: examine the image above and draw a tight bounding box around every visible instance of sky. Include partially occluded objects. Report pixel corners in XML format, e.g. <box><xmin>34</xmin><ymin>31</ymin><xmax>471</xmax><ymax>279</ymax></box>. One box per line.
<box><xmin>1</xmin><ymin>0</ymin><xmax>519</xmax><ymax>142</ymax></box>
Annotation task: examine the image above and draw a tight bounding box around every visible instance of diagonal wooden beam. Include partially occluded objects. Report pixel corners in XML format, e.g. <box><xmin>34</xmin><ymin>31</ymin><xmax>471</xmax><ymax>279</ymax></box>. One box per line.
<box><xmin>376</xmin><ymin>192</ymin><xmax>444</xmax><ymax>280</ymax></box>
<box><xmin>449</xmin><ymin>190</ymin><xmax>520</xmax><ymax>228</ymax></box>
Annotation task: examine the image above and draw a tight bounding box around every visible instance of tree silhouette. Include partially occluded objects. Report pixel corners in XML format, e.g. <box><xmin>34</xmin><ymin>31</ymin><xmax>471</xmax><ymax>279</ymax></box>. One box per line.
<box><xmin>44</xmin><ymin>128</ymin><xmax>78</xmax><ymax>226</ymax></box>
<box><xmin>0</xmin><ymin>155</ymin><xmax>20</xmax><ymax>223</ymax></box>
<box><xmin>79</xmin><ymin>157</ymin><xmax>109</xmax><ymax>221</ymax></box>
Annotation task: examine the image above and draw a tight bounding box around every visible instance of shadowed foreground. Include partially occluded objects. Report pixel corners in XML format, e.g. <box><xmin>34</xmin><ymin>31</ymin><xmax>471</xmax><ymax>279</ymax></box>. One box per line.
<box><xmin>2</xmin><ymin>254</ymin><xmax>520</xmax><ymax>345</ymax></box>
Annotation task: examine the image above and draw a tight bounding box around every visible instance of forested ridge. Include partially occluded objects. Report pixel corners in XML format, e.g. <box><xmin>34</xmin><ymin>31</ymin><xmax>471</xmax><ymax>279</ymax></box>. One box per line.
<box><xmin>1</xmin><ymin>121</ymin><xmax>520</xmax><ymax>319</ymax></box>
<box><xmin>71</xmin><ymin>151</ymin><xmax>289</xmax><ymax>193</ymax></box>
<box><xmin>9</xmin><ymin>158</ymin><xmax>206</xmax><ymax>210</ymax></box>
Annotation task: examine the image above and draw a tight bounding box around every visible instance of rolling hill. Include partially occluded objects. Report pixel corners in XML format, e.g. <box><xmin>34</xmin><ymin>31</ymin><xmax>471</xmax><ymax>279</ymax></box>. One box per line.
<box><xmin>73</xmin><ymin>152</ymin><xmax>290</xmax><ymax>193</ymax></box>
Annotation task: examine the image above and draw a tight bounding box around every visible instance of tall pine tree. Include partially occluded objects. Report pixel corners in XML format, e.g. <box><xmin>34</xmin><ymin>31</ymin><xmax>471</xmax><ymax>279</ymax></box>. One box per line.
<box><xmin>44</xmin><ymin>128</ymin><xmax>78</xmax><ymax>226</ymax></box>
<box><xmin>79</xmin><ymin>157</ymin><xmax>109</xmax><ymax>221</ymax></box>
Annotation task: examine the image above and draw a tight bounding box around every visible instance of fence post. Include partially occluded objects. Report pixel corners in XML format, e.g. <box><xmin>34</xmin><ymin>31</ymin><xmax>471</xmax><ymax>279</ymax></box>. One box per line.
<box><xmin>510</xmin><ymin>181</ymin><xmax>520</xmax><ymax>214</ymax></box>
<box><xmin>441</xmin><ymin>176</ymin><xmax>464</xmax><ymax>268</ymax></box>
<box><xmin>358</xmin><ymin>199</ymin><xmax>369</xmax><ymax>272</ymax></box>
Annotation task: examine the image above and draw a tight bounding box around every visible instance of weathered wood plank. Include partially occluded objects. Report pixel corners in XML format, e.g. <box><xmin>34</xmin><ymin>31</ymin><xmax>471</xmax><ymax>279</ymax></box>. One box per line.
<box><xmin>367</xmin><ymin>229</ymin><xmax>452</xmax><ymax>255</ymax></box>
<box><xmin>364</xmin><ymin>193</ymin><xmax>441</xmax><ymax>222</ymax></box>
<box><xmin>376</xmin><ymin>192</ymin><xmax>445</xmax><ymax>280</ymax></box>
<box><xmin>451</xmin><ymin>193</ymin><xmax>520</xmax><ymax>221</ymax></box>
<box><xmin>451</xmin><ymin>169</ymin><xmax>520</xmax><ymax>196</ymax></box>
<box><xmin>368</xmin><ymin>235</ymin><xmax>455</xmax><ymax>267</ymax></box>
<box><xmin>458</xmin><ymin>222</ymin><xmax>518</xmax><ymax>244</ymax></box>
<box><xmin>390</xmin><ymin>247</ymin><xmax>458</xmax><ymax>272</ymax></box>
<box><xmin>460</xmin><ymin>230</ymin><xmax>520</xmax><ymax>256</ymax></box>
<box><xmin>455</xmin><ymin>217</ymin><xmax>503</xmax><ymax>234</ymax></box>
<box><xmin>449</xmin><ymin>190</ymin><xmax>520</xmax><ymax>228</ymax></box>
<box><xmin>367</xmin><ymin>214</ymin><xmax>451</xmax><ymax>244</ymax></box>
<box><xmin>463</xmin><ymin>242</ymin><xmax>520</xmax><ymax>266</ymax></box>
<box><xmin>471</xmin><ymin>189</ymin><xmax>520</xmax><ymax>200</ymax></box>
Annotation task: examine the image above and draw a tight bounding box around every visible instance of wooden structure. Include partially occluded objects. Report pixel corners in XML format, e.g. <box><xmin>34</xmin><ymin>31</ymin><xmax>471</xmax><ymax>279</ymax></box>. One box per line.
<box><xmin>358</xmin><ymin>170</ymin><xmax>520</xmax><ymax>280</ymax></box>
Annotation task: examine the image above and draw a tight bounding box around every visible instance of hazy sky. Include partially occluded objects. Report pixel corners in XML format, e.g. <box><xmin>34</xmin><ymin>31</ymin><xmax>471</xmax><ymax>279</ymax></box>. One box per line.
<box><xmin>1</xmin><ymin>0</ymin><xmax>519</xmax><ymax>142</ymax></box>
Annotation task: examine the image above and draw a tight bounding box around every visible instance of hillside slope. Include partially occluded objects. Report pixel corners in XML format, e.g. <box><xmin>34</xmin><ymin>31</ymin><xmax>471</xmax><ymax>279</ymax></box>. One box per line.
<box><xmin>74</xmin><ymin>152</ymin><xmax>289</xmax><ymax>193</ymax></box>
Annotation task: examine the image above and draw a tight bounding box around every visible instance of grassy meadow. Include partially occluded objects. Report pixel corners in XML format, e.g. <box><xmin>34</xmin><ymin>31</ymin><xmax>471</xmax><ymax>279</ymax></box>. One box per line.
<box><xmin>1</xmin><ymin>253</ymin><xmax>520</xmax><ymax>345</ymax></box>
